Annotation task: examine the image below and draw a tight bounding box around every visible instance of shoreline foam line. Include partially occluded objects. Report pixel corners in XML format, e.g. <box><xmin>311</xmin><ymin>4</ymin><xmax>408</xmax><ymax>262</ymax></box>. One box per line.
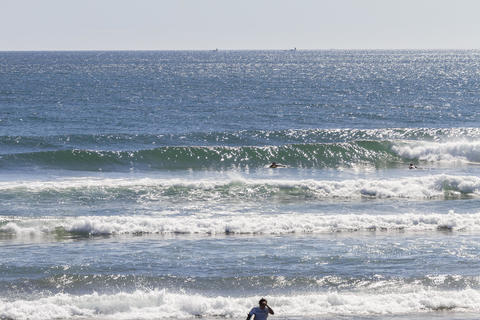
<box><xmin>2</xmin><ymin>288</ymin><xmax>480</xmax><ymax>320</ymax></box>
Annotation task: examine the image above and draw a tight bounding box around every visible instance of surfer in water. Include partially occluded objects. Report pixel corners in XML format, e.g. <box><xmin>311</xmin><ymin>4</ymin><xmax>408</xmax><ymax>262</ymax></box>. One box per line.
<box><xmin>269</xmin><ymin>162</ymin><xmax>286</xmax><ymax>168</ymax></box>
<box><xmin>409</xmin><ymin>163</ymin><xmax>417</xmax><ymax>169</ymax></box>
<box><xmin>246</xmin><ymin>298</ymin><xmax>274</xmax><ymax>320</ymax></box>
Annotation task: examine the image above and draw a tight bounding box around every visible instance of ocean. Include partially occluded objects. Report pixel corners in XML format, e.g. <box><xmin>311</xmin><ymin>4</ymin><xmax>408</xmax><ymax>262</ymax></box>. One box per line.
<box><xmin>1</xmin><ymin>50</ymin><xmax>480</xmax><ymax>320</ymax></box>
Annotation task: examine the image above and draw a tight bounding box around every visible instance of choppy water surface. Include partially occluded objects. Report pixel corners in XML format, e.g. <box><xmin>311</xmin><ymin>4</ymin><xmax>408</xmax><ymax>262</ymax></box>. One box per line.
<box><xmin>1</xmin><ymin>50</ymin><xmax>480</xmax><ymax>320</ymax></box>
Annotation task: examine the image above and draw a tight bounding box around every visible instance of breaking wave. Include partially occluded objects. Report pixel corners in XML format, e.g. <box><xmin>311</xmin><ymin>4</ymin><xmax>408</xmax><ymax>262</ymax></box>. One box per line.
<box><xmin>0</xmin><ymin>174</ymin><xmax>479</xmax><ymax>203</ymax></box>
<box><xmin>1</xmin><ymin>128</ymin><xmax>480</xmax><ymax>170</ymax></box>
<box><xmin>0</xmin><ymin>141</ymin><xmax>399</xmax><ymax>170</ymax></box>
<box><xmin>2</xmin><ymin>287</ymin><xmax>480</xmax><ymax>319</ymax></box>
<box><xmin>2</xmin><ymin>210</ymin><xmax>480</xmax><ymax>237</ymax></box>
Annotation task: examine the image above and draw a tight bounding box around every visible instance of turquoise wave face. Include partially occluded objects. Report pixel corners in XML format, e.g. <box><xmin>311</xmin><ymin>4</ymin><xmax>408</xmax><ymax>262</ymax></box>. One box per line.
<box><xmin>1</xmin><ymin>128</ymin><xmax>479</xmax><ymax>171</ymax></box>
<box><xmin>0</xmin><ymin>128</ymin><xmax>480</xmax><ymax>171</ymax></box>
<box><xmin>0</xmin><ymin>141</ymin><xmax>401</xmax><ymax>170</ymax></box>
<box><xmin>4</xmin><ymin>139</ymin><xmax>480</xmax><ymax>171</ymax></box>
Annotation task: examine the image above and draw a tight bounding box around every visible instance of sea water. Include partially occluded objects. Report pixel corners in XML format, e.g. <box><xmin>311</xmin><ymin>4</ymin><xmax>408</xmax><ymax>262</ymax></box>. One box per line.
<box><xmin>1</xmin><ymin>50</ymin><xmax>480</xmax><ymax>319</ymax></box>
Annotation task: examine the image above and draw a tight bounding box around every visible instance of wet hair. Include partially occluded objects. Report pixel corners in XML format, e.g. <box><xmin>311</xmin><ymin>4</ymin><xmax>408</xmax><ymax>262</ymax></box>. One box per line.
<box><xmin>259</xmin><ymin>298</ymin><xmax>267</xmax><ymax>304</ymax></box>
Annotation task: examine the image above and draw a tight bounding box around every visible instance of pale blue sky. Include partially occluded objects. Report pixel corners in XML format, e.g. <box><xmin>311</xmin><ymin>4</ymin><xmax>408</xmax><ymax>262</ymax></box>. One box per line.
<box><xmin>1</xmin><ymin>0</ymin><xmax>480</xmax><ymax>50</ymax></box>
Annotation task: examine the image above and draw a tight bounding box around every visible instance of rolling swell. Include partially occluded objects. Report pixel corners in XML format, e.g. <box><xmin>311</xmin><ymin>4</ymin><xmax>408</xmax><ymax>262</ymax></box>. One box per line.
<box><xmin>0</xmin><ymin>141</ymin><xmax>399</xmax><ymax>171</ymax></box>
<box><xmin>2</xmin><ymin>127</ymin><xmax>480</xmax><ymax>171</ymax></box>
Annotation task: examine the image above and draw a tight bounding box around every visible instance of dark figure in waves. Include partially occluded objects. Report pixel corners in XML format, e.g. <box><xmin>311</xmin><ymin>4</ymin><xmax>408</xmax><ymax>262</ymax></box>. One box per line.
<box><xmin>409</xmin><ymin>163</ymin><xmax>417</xmax><ymax>169</ymax></box>
<box><xmin>269</xmin><ymin>162</ymin><xmax>286</xmax><ymax>168</ymax></box>
<box><xmin>247</xmin><ymin>298</ymin><xmax>274</xmax><ymax>320</ymax></box>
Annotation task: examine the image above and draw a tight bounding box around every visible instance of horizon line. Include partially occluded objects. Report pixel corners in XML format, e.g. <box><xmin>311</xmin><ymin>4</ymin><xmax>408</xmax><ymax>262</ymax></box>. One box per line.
<box><xmin>1</xmin><ymin>48</ymin><xmax>480</xmax><ymax>52</ymax></box>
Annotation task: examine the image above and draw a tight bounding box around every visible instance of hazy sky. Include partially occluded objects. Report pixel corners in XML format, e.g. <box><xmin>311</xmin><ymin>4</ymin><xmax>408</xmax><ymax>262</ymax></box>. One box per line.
<box><xmin>1</xmin><ymin>0</ymin><xmax>480</xmax><ymax>50</ymax></box>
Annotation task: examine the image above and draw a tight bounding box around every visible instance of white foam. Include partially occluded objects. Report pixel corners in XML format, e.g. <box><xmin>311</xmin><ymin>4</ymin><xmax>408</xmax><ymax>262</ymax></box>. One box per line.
<box><xmin>392</xmin><ymin>139</ymin><xmax>480</xmax><ymax>164</ymax></box>
<box><xmin>2</xmin><ymin>210</ymin><xmax>480</xmax><ymax>236</ymax></box>
<box><xmin>2</xmin><ymin>288</ymin><xmax>480</xmax><ymax>320</ymax></box>
<box><xmin>0</xmin><ymin>174</ymin><xmax>479</xmax><ymax>200</ymax></box>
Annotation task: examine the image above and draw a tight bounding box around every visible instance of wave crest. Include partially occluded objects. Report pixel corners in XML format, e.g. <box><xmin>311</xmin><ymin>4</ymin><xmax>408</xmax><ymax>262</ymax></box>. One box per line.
<box><xmin>1</xmin><ymin>174</ymin><xmax>479</xmax><ymax>202</ymax></box>
<box><xmin>2</xmin><ymin>288</ymin><xmax>480</xmax><ymax>320</ymax></box>
<box><xmin>2</xmin><ymin>210</ymin><xmax>480</xmax><ymax>237</ymax></box>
